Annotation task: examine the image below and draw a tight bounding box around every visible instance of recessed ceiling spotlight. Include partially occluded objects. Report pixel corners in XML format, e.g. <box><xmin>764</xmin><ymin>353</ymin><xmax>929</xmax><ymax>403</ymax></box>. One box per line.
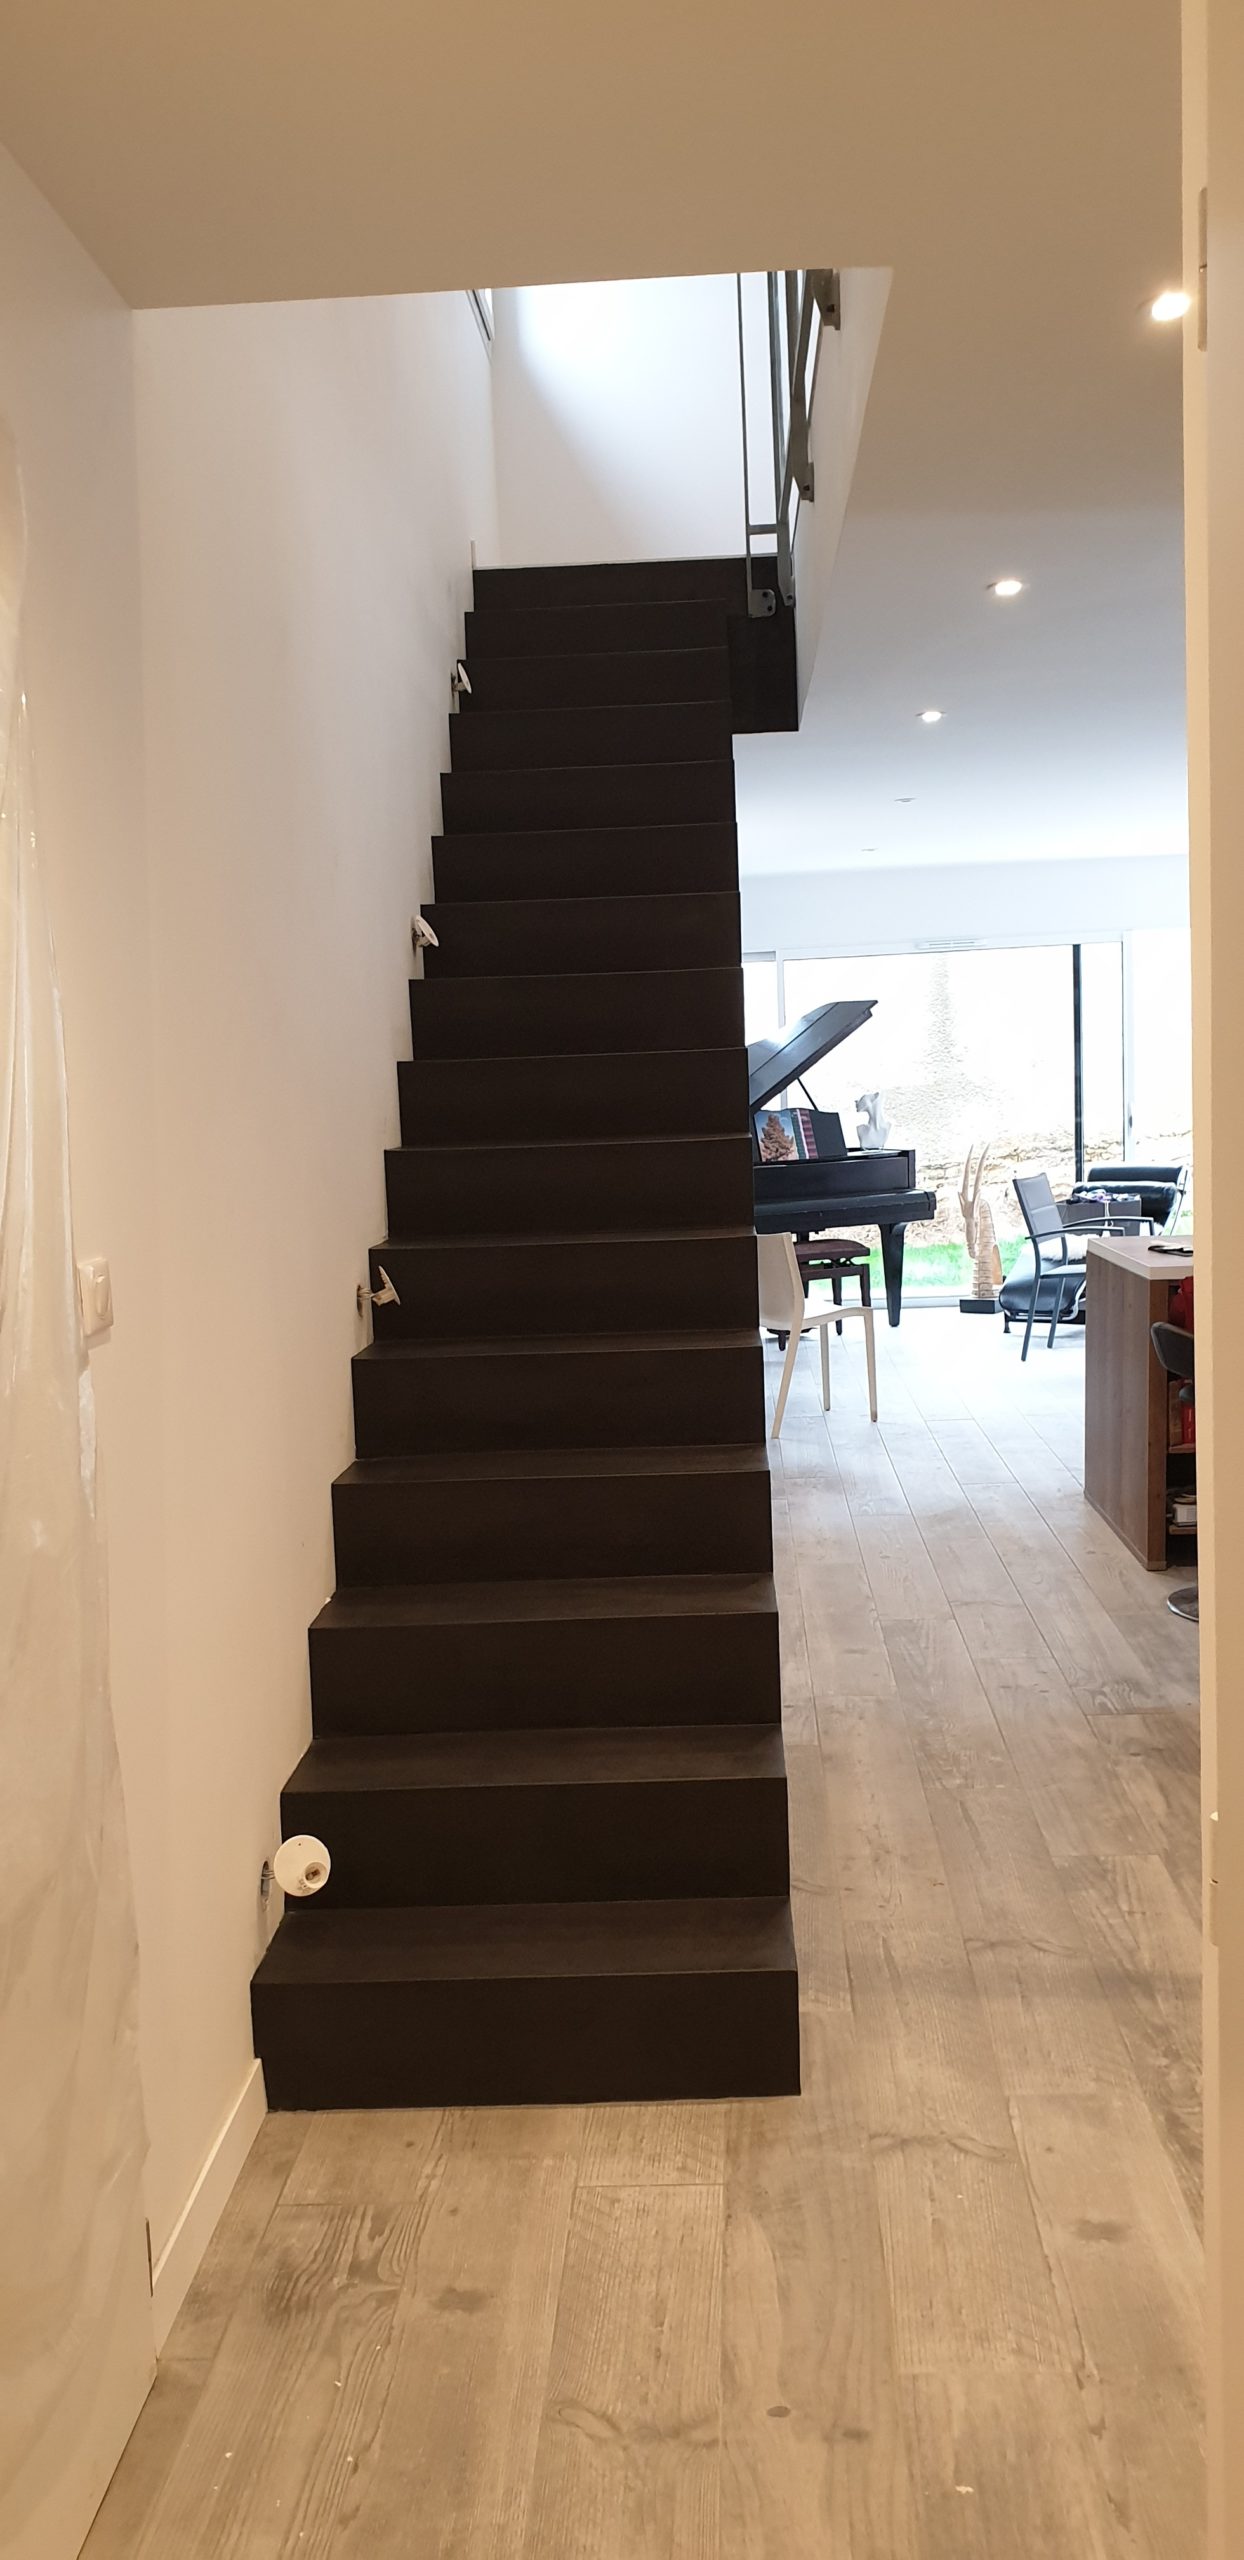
<box><xmin>919</xmin><ymin>708</ymin><xmax>944</xmax><ymax>725</ymax></box>
<box><xmin>1150</xmin><ymin>288</ymin><xmax>1191</xmax><ymax>323</ymax></box>
<box><xmin>895</xmin><ymin>796</ymin><xmax>915</xmax><ymax>804</ymax></box>
<box><xmin>990</xmin><ymin>577</ymin><xmax>1024</xmax><ymax>599</ymax></box>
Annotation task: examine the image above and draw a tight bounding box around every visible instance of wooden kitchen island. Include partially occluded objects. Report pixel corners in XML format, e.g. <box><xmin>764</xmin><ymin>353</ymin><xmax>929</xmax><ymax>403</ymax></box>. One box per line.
<box><xmin>1083</xmin><ymin>1233</ymin><xmax>1195</xmax><ymax>1569</ymax></box>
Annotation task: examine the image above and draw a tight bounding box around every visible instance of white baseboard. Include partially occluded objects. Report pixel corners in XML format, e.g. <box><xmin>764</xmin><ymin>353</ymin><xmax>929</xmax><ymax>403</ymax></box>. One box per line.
<box><xmin>150</xmin><ymin>2059</ymin><xmax>267</xmax><ymax>2351</ymax></box>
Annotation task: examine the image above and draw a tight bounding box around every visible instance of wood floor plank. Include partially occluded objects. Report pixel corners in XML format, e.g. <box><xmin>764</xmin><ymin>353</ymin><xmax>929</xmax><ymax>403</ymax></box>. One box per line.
<box><xmin>856</xmin><ymin>1513</ymin><xmax>954</xmax><ymax>1621</ymax></box>
<box><xmin>163</xmin><ymin>2112</ymin><xmax>311</xmax><ymax>2366</ymax></box>
<box><xmin>983</xmin><ymin>1677</ymin><xmax>1156</xmax><ymax>1867</ymax></box>
<box><xmin>578</xmin><ymin>2103</ymin><xmax>726</xmax><ymax>2189</ymax></box>
<box><xmin>951</xmin><ymin>1599</ymin><xmax>1071</xmax><ymax>1692</ymax></box>
<box><xmin>522</xmin><ymin>2182</ymin><xmax>723</xmax><ymax>2560</ymax></box>
<box><xmin>872</xmin><ymin>2126</ymin><xmax>1073</xmax><ymax>2375</ymax></box>
<box><xmin>723</xmin><ymin>2061</ymin><xmax>921</xmax><ymax>2558</ymax></box>
<box><xmin>283</xmin><ymin>2108</ymin><xmax>443</xmax><ymax>2204</ymax></box>
<box><xmin>785</xmin><ymin>1456</ymin><xmax>898</xmax><ymax>1700</ymax></box>
<box><xmin>960</xmin><ymin>1486</ymin><xmax>1154</xmax><ymax>1688</ymax></box>
<box><xmin>121</xmin><ymin>2203</ymin><xmax>423</xmax><ymax>2559</ymax></box>
<box><xmin>338</xmin><ymin>2155</ymin><xmax>577</xmax><ymax>2560</ymax></box>
<box><xmin>1010</xmin><ymin>2093</ymin><xmax>1203</xmax><ymax>2388</ymax></box>
<box><xmin>817</xmin><ymin>1691</ymin><xmax>955</xmax><ymax>1928</ymax></box>
<box><xmin>770</xmin><ymin>1476</ymin><xmax>817</xmax><ymax>1747</ymax></box>
<box><xmin>1060</xmin><ymin>1854</ymin><xmax>1203</xmax><ymax>2222</ymax></box>
<box><xmin>1070</xmin><ymin>2374</ymin><xmax>1207</xmax><ymax>2560</ymax></box>
<box><xmin>82</xmin><ymin>2361</ymin><xmax>212</xmax><ymax>2560</ymax></box>
<box><xmin>901</xmin><ymin>2370</ymin><xmax>1128</xmax><ymax>2559</ymax></box>
<box><xmin>1083</xmin><ymin>1711</ymin><xmax>1204</xmax><ymax>1921</ymax></box>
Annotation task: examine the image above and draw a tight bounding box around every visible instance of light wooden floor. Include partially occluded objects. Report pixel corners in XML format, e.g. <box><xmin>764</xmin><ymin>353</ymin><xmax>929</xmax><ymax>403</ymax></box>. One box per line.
<box><xmin>86</xmin><ymin>1309</ymin><xmax>1204</xmax><ymax>2560</ymax></box>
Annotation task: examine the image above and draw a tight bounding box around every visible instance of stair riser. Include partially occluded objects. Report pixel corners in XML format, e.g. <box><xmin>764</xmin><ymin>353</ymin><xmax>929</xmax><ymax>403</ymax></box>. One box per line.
<box><xmin>309</xmin><ymin>1605</ymin><xmax>782</xmax><ymax>1734</ymax></box>
<box><xmin>279</xmin><ymin>1776</ymin><xmax>790</xmax><ymax>1908</ymax></box>
<box><xmin>255</xmin><ymin>1967</ymin><xmax>801</xmax><ymax>2108</ymax></box>
<box><xmin>461</xmin><ymin>648</ymin><xmax>730</xmax><ymax>712</ymax></box>
<box><xmin>464</xmin><ymin>601</ymin><xmax>725</xmax><ymax>659</ymax></box>
<box><xmin>421</xmin><ymin>891</ymin><xmax>740</xmax><ymax>978</ymax></box>
<box><xmin>398</xmin><ymin>1049</ymin><xmax>747</xmax><ymax>1146</ymax></box>
<box><xmin>440</xmin><ymin>761</ymin><xmax>735</xmax><ymax>834</ymax></box>
<box><xmin>369</xmin><ymin>1237</ymin><xmax>760</xmax><ymax>1341</ymax></box>
<box><xmin>474</xmin><ymin>561</ymin><xmax>749</xmax><ymax>612</ymax></box>
<box><xmin>351</xmin><ymin>1343</ymin><xmax>765</xmax><ymax>1456</ymax></box>
<box><xmin>410</xmin><ymin>968</ymin><xmax>743</xmax><ymax>1059</ymax></box>
<box><xmin>430</xmin><ymin>822</ymin><xmax>740</xmax><ymax>905</ymax></box>
<box><xmin>449</xmin><ymin>703</ymin><xmax>732</xmax><ymax>773</ymax></box>
<box><xmin>331</xmin><ymin>1468</ymin><xmax>774</xmax><ymax>1585</ymax></box>
<box><xmin>383</xmin><ymin>1137</ymin><xmax>752</xmax><ymax>1239</ymax></box>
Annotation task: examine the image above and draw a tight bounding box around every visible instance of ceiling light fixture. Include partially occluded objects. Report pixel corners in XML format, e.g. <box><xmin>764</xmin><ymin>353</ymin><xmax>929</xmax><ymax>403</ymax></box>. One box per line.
<box><xmin>990</xmin><ymin>577</ymin><xmax>1024</xmax><ymax>599</ymax></box>
<box><xmin>1150</xmin><ymin>288</ymin><xmax>1191</xmax><ymax>323</ymax></box>
<box><xmin>919</xmin><ymin>708</ymin><xmax>943</xmax><ymax>725</ymax></box>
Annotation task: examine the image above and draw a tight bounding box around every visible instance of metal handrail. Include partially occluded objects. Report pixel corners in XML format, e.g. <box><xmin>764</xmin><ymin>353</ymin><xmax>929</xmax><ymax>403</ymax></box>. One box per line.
<box><xmin>737</xmin><ymin>269</ymin><xmax>841</xmax><ymax>617</ymax></box>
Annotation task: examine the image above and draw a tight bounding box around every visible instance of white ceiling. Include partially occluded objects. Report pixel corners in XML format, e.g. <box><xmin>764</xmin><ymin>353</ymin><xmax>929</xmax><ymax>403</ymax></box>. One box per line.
<box><xmin>737</xmin><ymin>271</ymin><xmax>1187</xmax><ymax>876</ymax></box>
<box><xmin>1</xmin><ymin>1</ymin><xmax>1186</xmax><ymax>889</ymax></box>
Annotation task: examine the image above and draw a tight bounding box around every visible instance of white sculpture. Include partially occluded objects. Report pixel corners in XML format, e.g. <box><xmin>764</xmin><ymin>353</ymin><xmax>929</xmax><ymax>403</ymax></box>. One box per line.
<box><xmin>855</xmin><ymin>1091</ymin><xmax>890</xmax><ymax>1152</ymax></box>
<box><xmin>958</xmin><ymin>1142</ymin><xmax>1004</xmax><ymax>1300</ymax></box>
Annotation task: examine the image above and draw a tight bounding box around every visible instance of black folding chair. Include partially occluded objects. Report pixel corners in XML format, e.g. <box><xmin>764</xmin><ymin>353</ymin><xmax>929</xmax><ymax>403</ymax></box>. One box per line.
<box><xmin>1010</xmin><ymin>1172</ymin><xmax>1096</xmax><ymax>1362</ymax></box>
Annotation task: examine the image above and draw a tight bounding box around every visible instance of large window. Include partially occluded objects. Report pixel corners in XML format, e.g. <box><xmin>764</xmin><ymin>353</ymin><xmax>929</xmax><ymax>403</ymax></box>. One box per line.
<box><xmin>757</xmin><ymin>942</ymin><xmax>1128</xmax><ymax>1295</ymax></box>
<box><xmin>1128</xmin><ymin>927</ymin><xmax>1193</xmax><ymax>1164</ymax></box>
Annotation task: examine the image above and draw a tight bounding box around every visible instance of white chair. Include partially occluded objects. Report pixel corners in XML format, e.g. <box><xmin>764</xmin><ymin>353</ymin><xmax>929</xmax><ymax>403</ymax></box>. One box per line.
<box><xmin>757</xmin><ymin>1231</ymin><xmax>878</xmax><ymax>1437</ymax></box>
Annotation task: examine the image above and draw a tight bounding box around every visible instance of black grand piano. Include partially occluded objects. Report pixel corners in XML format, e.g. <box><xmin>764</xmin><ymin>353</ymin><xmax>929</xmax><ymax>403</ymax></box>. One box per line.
<box><xmin>750</xmin><ymin>999</ymin><xmax>937</xmax><ymax>1326</ymax></box>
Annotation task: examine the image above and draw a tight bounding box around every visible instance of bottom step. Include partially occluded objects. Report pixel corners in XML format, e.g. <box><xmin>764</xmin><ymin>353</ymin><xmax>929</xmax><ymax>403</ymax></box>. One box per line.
<box><xmin>252</xmin><ymin>1896</ymin><xmax>800</xmax><ymax>2107</ymax></box>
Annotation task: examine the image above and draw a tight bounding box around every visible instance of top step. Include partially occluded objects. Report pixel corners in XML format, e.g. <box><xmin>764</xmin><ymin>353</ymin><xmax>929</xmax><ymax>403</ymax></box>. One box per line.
<box><xmin>474</xmin><ymin>560</ymin><xmax>752</xmax><ymax>614</ymax></box>
<box><xmin>466</xmin><ymin>558</ymin><xmax>797</xmax><ymax>735</ymax></box>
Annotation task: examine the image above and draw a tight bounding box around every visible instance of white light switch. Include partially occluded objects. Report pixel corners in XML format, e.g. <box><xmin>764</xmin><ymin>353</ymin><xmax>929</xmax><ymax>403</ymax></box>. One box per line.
<box><xmin>77</xmin><ymin>1257</ymin><xmax>114</xmax><ymax>1342</ymax></box>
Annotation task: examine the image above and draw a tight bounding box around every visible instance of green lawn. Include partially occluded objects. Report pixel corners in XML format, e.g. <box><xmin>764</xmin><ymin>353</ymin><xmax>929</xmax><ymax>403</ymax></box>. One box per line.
<box><xmin>807</xmin><ymin>1237</ymin><xmax>1031</xmax><ymax>1299</ymax></box>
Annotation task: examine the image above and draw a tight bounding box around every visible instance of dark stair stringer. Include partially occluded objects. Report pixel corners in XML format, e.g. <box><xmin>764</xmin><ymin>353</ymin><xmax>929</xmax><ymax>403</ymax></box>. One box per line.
<box><xmin>252</xmin><ymin>556</ymin><xmax>801</xmax><ymax>2108</ymax></box>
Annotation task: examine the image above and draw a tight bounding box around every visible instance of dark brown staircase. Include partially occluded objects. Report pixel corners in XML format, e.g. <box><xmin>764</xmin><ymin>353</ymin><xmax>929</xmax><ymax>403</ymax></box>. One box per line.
<box><xmin>252</xmin><ymin>557</ymin><xmax>800</xmax><ymax>2108</ymax></box>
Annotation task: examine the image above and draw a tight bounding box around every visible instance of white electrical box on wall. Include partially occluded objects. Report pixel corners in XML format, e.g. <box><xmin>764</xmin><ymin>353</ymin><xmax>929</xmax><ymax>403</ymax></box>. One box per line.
<box><xmin>76</xmin><ymin>1257</ymin><xmax>114</xmax><ymax>1342</ymax></box>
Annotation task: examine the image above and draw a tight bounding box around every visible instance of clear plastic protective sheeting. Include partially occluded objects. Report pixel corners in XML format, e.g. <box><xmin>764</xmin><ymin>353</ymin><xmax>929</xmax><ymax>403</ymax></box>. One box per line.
<box><xmin>0</xmin><ymin>424</ymin><xmax>147</xmax><ymax>2499</ymax></box>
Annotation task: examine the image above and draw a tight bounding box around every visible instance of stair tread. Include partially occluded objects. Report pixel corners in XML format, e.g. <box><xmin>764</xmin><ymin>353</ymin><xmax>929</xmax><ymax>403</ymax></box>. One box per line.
<box><xmin>424</xmin><ymin>890</ymin><xmax>739</xmax><ymax>917</ymax></box>
<box><xmin>414</xmin><ymin>963</ymin><xmax>737</xmax><ymax>988</ymax></box>
<box><xmin>455</xmin><ymin>700</ymin><xmax>728</xmax><ymax>723</ymax></box>
<box><xmin>288</xmin><ymin>1723</ymin><xmax>784</xmax><ymax>1794</ymax></box>
<box><xmin>314</xmin><ymin>1572</ymin><xmax>776</xmax><ymax>1630</ymax></box>
<box><xmin>255</xmin><ymin>1894</ymin><xmax>796</xmax><ymax>1985</ymax></box>
<box><xmin>355</xmin><ymin>1327</ymin><xmax>757</xmax><ymax>1364</ymax></box>
<box><xmin>387</xmin><ymin>1130</ymin><xmax>743</xmax><ymax>1158</ymax></box>
<box><xmin>378</xmin><ymin>1223</ymin><xmax>752</xmax><ymax>1252</ymax></box>
<box><xmin>335</xmin><ymin>1443</ymin><xmax>769</xmax><ymax>1489</ymax></box>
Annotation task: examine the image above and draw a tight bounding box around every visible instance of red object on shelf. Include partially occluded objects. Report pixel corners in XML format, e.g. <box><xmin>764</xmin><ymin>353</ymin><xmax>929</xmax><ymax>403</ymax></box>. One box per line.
<box><xmin>1181</xmin><ymin>1397</ymin><xmax>1197</xmax><ymax>1447</ymax></box>
<box><xmin>1169</xmin><ymin>1274</ymin><xmax>1195</xmax><ymax>1332</ymax></box>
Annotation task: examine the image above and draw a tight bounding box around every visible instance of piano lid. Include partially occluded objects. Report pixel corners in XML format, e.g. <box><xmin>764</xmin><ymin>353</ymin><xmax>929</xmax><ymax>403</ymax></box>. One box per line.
<box><xmin>747</xmin><ymin>999</ymin><xmax>877</xmax><ymax>1111</ymax></box>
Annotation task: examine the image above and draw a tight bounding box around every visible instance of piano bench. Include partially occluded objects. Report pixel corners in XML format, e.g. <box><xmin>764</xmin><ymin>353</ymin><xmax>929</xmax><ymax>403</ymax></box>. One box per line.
<box><xmin>793</xmin><ymin>1236</ymin><xmax>872</xmax><ymax>1335</ymax></box>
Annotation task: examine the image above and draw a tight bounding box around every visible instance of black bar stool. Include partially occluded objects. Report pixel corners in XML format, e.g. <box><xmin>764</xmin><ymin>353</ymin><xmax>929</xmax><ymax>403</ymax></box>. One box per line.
<box><xmin>1150</xmin><ymin>1320</ymin><xmax>1198</xmax><ymax>1622</ymax></box>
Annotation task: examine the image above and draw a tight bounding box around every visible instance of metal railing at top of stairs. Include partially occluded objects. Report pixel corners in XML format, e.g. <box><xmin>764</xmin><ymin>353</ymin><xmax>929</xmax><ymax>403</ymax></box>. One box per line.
<box><xmin>736</xmin><ymin>269</ymin><xmax>842</xmax><ymax>617</ymax></box>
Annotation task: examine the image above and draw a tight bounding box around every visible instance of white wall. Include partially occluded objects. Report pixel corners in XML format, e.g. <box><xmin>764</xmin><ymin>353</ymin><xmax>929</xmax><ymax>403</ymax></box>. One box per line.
<box><xmin>132</xmin><ymin>289</ymin><xmax>497</xmax><ymax>2269</ymax></box>
<box><xmin>1</xmin><ymin>142</ymin><xmax>500</xmax><ymax>2334</ymax></box>
<box><xmin>791</xmin><ymin>270</ymin><xmax>891</xmax><ymax>711</ymax></box>
<box><xmin>741</xmin><ymin>851</ymin><xmax>1189</xmax><ymax>956</ymax></box>
<box><xmin>492</xmin><ymin>273</ymin><xmax>743</xmax><ymax>565</ymax></box>
<box><xmin>0</xmin><ymin>134</ymin><xmax>167</xmax><ymax>2209</ymax></box>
